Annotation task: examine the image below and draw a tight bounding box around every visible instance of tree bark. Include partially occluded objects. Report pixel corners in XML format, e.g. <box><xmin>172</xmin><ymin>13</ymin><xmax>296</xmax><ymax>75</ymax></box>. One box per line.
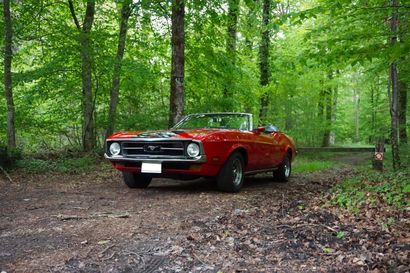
<box><xmin>258</xmin><ymin>0</ymin><xmax>270</xmax><ymax>124</ymax></box>
<box><xmin>106</xmin><ymin>0</ymin><xmax>132</xmax><ymax>139</ymax></box>
<box><xmin>226</xmin><ymin>0</ymin><xmax>239</xmax><ymax>55</ymax></box>
<box><xmin>224</xmin><ymin>0</ymin><xmax>239</xmax><ymax>104</ymax></box>
<box><xmin>389</xmin><ymin>0</ymin><xmax>400</xmax><ymax>169</ymax></box>
<box><xmin>329</xmin><ymin>75</ymin><xmax>339</xmax><ymax>145</ymax></box>
<box><xmin>169</xmin><ymin>0</ymin><xmax>185</xmax><ymax>127</ymax></box>
<box><xmin>244</xmin><ymin>0</ymin><xmax>256</xmax><ymax>54</ymax></box>
<box><xmin>68</xmin><ymin>0</ymin><xmax>96</xmax><ymax>152</ymax></box>
<box><xmin>354</xmin><ymin>88</ymin><xmax>360</xmax><ymax>143</ymax></box>
<box><xmin>322</xmin><ymin>72</ymin><xmax>333</xmax><ymax>147</ymax></box>
<box><xmin>318</xmin><ymin>88</ymin><xmax>325</xmax><ymax>119</ymax></box>
<box><xmin>370</xmin><ymin>83</ymin><xmax>376</xmax><ymax>143</ymax></box>
<box><xmin>322</xmin><ymin>88</ymin><xmax>332</xmax><ymax>146</ymax></box>
<box><xmin>398</xmin><ymin>3</ymin><xmax>407</xmax><ymax>145</ymax></box>
<box><xmin>398</xmin><ymin>82</ymin><xmax>408</xmax><ymax>144</ymax></box>
<box><xmin>3</xmin><ymin>0</ymin><xmax>16</xmax><ymax>149</ymax></box>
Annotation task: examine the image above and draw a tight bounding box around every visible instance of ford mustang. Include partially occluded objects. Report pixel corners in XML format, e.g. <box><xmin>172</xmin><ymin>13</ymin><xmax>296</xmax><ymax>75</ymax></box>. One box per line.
<box><xmin>105</xmin><ymin>112</ymin><xmax>297</xmax><ymax>192</ymax></box>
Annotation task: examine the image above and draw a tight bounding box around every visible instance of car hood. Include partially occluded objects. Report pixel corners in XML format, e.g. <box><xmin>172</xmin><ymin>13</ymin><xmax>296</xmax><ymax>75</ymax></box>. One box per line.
<box><xmin>107</xmin><ymin>128</ymin><xmax>234</xmax><ymax>141</ymax></box>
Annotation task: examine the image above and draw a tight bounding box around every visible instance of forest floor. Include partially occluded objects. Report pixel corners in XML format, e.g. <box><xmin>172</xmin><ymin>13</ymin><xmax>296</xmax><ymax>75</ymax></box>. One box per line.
<box><xmin>0</xmin><ymin>153</ymin><xmax>408</xmax><ymax>273</ymax></box>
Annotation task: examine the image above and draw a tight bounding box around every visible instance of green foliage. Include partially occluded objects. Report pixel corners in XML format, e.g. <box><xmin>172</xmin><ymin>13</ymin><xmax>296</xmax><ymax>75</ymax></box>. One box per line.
<box><xmin>0</xmin><ymin>0</ymin><xmax>408</xmax><ymax>156</ymax></box>
<box><xmin>336</xmin><ymin>231</ymin><xmax>345</xmax><ymax>239</ymax></box>
<box><xmin>399</xmin><ymin>144</ymin><xmax>410</xmax><ymax>169</ymax></box>
<box><xmin>331</xmin><ymin>170</ymin><xmax>410</xmax><ymax>212</ymax></box>
<box><xmin>15</xmin><ymin>156</ymin><xmax>97</xmax><ymax>173</ymax></box>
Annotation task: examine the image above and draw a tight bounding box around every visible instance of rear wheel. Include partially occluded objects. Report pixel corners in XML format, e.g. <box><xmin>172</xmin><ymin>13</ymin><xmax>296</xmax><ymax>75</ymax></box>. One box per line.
<box><xmin>273</xmin><ymin>154</ymin><xmax>291</xmax><ymax>182</ymax></box>
<box><xmin>122</xmin><ymin>172</ymin><xmax>152</xmax><ymax>188</ymax></box>
<box><xmin>216</xmin><ymin>152</ymin><xmax>244</xmax><ymax>193</ymax></box>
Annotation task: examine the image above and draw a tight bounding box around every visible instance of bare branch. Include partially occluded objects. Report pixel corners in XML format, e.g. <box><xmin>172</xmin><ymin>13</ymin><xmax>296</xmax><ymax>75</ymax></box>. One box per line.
<box><xmin>0</xmin><ymin>166</ymin><xmax>13</xmax><ymax>183</ymax></box>
<box><xmin>68</xmin><ymin>0</ymin><xmax>81</xmax><ymax>30</ymax></box>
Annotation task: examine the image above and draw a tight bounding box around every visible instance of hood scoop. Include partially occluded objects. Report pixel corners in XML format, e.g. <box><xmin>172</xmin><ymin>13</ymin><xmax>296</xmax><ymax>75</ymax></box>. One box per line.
<box><xmin>134</xmin><ymin>131</ymin><xmax>178</xmax><ymax>139</ymax></box>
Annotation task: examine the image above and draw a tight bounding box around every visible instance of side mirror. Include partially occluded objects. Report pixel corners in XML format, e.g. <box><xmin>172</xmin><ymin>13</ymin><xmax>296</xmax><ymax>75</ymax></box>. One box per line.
<box><xmin>252</xmin><ymin>127</ymin><xmax>266</xmax><ymax>134</ymax></box>
<box><xmin>265</xmin><ymin>125</ymin><xmax>279</xmax><ymax>133</ymax></box>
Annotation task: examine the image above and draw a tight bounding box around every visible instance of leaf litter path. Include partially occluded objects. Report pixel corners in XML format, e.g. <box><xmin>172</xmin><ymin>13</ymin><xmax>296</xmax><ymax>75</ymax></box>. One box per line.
<box><xmin>0</xmin><ymin>154</ymin><xmax>408</xmax><ymax>273</ymax></box>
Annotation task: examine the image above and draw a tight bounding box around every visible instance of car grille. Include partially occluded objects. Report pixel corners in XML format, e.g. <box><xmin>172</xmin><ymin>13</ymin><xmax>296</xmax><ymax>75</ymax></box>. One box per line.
<box><xmin>121</xmin><ymin>141</ymin><xmax>185</xmax><ymax>157</ymax></box>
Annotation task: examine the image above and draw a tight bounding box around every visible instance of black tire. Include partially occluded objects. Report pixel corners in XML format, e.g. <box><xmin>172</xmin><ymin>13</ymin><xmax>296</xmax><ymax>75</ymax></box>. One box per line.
<box><xmin>216</xmin><ymin>152</ymin><xmax>245</xmax><ymax>193</ymax></box>
<box><xmin>273</xmin><ymin>154</ymin><xmax>291</xmax><ymax>182</ymax></box>
<box><xmin>122</xmin><ymin>172</ymin><xmax>152</xmax><ymax>188</ymax></box>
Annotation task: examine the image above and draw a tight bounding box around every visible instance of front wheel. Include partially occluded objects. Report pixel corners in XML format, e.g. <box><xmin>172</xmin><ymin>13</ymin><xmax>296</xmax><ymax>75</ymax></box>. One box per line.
<box><xmin>216</xmin><ymin>152</ymin><xmax>245</xmax><ymax>193</ymax></box>
<box><xmin>122</xmin><ymin>172</ymin><xmax>152</xmax><ymax>188</ymax></box>
<box><xmin>273</xmin><ymin>154</ymin><xmax>291</xmax><ymax>182</ymax></box>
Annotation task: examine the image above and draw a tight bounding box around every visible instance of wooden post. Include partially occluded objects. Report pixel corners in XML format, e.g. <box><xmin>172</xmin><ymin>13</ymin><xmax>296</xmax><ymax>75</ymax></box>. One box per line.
<box><xmin>373</xmin><ymin>138</ymin><xmax>384</xmax><ymax>171</ymax></box>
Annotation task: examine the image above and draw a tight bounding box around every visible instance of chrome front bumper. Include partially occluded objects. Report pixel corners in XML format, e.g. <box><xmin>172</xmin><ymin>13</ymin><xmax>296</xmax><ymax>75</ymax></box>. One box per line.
<box><xmin>104</xmin><ymin>153</ymin><xmax>207</xmax><ymax>163</ymax></box>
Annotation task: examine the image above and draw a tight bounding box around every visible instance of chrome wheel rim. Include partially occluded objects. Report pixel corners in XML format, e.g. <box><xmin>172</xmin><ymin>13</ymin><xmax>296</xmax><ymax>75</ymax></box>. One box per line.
<box><xmin>284</xmin><ymin>159</ymin><xmax>290</xmax><ymax>177</ymax></box>
<box><xmin>232</xmin><ymin>158</ymin><xmax>243</xmax><ymax>186</ymax></box>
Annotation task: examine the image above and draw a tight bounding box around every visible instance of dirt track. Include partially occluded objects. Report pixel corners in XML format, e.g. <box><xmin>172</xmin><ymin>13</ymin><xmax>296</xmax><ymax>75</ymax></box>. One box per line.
<box><xmin>0</xmin><ymin>156</ymin><xmax>408</xmax><ymax>273</ymax></box>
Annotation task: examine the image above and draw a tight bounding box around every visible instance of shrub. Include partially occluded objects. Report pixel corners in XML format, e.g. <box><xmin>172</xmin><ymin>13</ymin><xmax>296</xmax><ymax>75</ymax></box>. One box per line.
<box><xmin>14</xmin><ymin>155</ymin><xmax>97</xmax><ymax>173</ymax></box>
<box><xmin>331</xmin><ymin>169</ymin><xmax>410</xmax><ymax>211</ymax></box>
<box><xmin>0</xmin><ymin>143</ymin><xmax>22</xmax><ymax>168</ymax></box>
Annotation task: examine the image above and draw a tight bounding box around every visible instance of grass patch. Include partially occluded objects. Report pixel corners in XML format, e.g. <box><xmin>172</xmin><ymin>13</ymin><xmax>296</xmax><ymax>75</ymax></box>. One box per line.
<box><xmin>293</xmin><ymin>156</ymin><xmax>334</xmax><ymax>173</ymax></box>
<box><xmin>15</xmin><ymin>156</ymin><xmax>98</xmax><ymax>173</ymax></box>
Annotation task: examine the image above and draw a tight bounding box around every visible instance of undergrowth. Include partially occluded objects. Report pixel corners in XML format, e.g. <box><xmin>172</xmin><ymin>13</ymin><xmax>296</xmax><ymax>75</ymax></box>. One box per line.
<box><xmin>0</xmin><ymin>143</ymin><xmax>22</xmax><ymax>168</ymax></box>
<box><xmin>330</xmin><ymin>170</ymin><xmax>410</xmax><ymax>212</ymax></box>
<box><xmin>15</xmin><ymin>156</ymin><xmax>98</xmax><ymax>173</ymax></box>
<box><xmin>330</xmin><ymin>145</ymin><xmax>410</xmax><ymax>212</ymax></box>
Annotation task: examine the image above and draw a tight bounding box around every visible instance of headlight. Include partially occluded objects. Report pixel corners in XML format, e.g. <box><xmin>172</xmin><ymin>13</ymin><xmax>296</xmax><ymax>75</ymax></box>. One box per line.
<box><xmin>187</xmin><ymin>143</ymin><xmax>200</xmax><ymax>157</ymax></box>
<box><xmin>109</xmin><ymin>142</ymin><xmax>121</xmax><ymax>155</ymax></box>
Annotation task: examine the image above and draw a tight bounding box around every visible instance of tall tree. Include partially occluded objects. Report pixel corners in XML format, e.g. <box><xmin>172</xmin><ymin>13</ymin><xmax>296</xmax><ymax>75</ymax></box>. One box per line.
<box><xmin>258</xmin><ymin>0</ymin><xmax>270</xmax><ymax>124</ymax></box>
<box><xmin>398</xmin><ymin>82</ymin><xmax>408</xmax><ymax>144</ymax></box>
<box><xmin>224</xmin><ymin>0</ymin><xmax>240</xmax><ymax>105</ymax></box>
<box><xmin>3</xmin><ymin>0</ymin><xmax>16</xmax><ymax>149</ymax></box>
<box><xmin>389</xmin><ymin>0</ymin><xmax>401</xmax><ymax>169</ymax></box>
<box><xmin>398</xmin><ymin>6</ymin><xmax>408</xmax><ymax>144</ymax></box>
<box><xmin>322</xmin><ymin>73</ymin><xmax>333</xmax><ymax>147</ymax></box>
<box><xmin>169</xmin><ymin>0</ymin><xmax>185</xmax><ymax>127</ymax></box>
<box><xmin>68</xmin><ymin>0</ymin><xmax>96</xmax><ymax>152</ymax></box>
<box><xmin>354</xmin><ymin>87</ymin><xmax>360</xmax><ymax>143</ymax></box>
<box><xmin>329</xmin><ymin>71</ymin><xmax>339</xmax><ymax>145</ymax></box>
<box><xmin>106</xmin><ymin>0</ymin><xmax>133</xmax><ymax>139</ymax></box>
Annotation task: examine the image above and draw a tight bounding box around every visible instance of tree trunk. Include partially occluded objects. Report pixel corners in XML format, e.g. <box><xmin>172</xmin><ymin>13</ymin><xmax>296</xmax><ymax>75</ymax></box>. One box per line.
<box><xmin>329</xmin><ymin>79</ymin><xmax>338</xmax><ymax>145</ymax></box>
<box><xmin>226</xmin><ymin>0</ymin><xmax>239</xmax><ymax>55</ymax></box>
<box><xmin>224</xmin><ymin>0</ymin><xmax>239</xmax><ymax>104</ymax></box>
<box><xmin>68</xmin><ymin>0</ymin><xmax>96</xmax><ymax>152</ymax></box>
<box><xmin>398</xmin><ymin>82</ymin><xmax>408</xmax><ymax>144</ymax></box>
<box><xmin>106</xmin><ymin>0</ymin><xmax>132</xmax><ymax>140</ymax></box>
<box><xmin>258</xmin><ymin>0</ymin><xmax>270</xmax><ymax>124</ymax></box>
<box><xmin>321</xmin><ymin>88</ymin><xmax>332</xmax><ymax>147</ymax></box>
<box><xmin>3</xmin><ymin>0</ymin><xmax>16</xmax><ymax>149</ymax></box>
<box><xmin>244</xmin><ymin>0</ymin><xmax>256</xmax><ymax>54</ymax></box>
<box><xmin>370</xmin><ymin>83</ymin><xmax>376</xmax><ymax>143</ymax></box>
<box><xmin>169</xmin><ymin>0</ymin><xmax>185</xmax><ymax>127</ymax></box>
<box><xmin>285</xmin><ymin>99</ymin><xmax>293</xmax><ymax>130</ymax></box>
<box><xmin>398</xmin><ymin>3</ymin><xmax>407</xmax><ymax>145</ymax></box>
<box><xmin>354</xmin><ymin>88</ymin><xmax>360</xmax><ymax>143</ymax></box>
<box><xmin>318</xmin><ymin>88</ymin><xmax>325</xmax><ymax>119</ymax></box>
<box><xmin>322</xmin><ymin>72</ymin><xmax>333</xmax><ymax>147</ymax></box>
<box><xmin>389</xmin><ymin>0</ymin><xmax>401</xmax><ymax>169</ymax></box>
<box><xmin>390</xmin><ymin>62</ymin><xmax>400</xmax><ymax>169</ymax></box>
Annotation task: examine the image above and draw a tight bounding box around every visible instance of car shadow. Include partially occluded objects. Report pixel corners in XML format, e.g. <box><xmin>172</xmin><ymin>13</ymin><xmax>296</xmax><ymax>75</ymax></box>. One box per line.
<box><xmin>146</xmin><ymin>174</ymin><xmax>285</xmax><ymax>194</ymax></box>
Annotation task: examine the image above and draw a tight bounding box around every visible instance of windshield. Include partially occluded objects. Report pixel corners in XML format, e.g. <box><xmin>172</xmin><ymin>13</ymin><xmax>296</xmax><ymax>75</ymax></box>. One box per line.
<box><xmin>173</xmin><ymin>113</ymin><xmax>251</xmax><ymax>131</ymax></box>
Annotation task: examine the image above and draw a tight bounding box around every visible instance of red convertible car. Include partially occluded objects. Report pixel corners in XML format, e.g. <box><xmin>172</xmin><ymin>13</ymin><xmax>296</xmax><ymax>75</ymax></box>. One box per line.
<box><xmin>105</xmin><ymin>112</ymin><xmax>296</xmax><ymax>192</ymax></box>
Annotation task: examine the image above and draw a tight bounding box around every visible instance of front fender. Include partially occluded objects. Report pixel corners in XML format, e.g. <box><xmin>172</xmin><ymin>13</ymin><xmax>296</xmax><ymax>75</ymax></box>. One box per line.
<box><xmin>201</xmin><ymin>141</ymin><xmax>248</xmax><ymax>167</ymax></box>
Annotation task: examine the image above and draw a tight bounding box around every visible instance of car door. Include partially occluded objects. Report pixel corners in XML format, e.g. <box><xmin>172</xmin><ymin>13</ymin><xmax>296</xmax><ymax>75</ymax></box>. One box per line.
<box><xmin>251</xmin><ymin>131</ymin><xmax>276</xmax><ymax>169</ymax></box>
<box><xmin>270</xmin><ymin>132</ymin><xmax>284</xmax><ymax>166</ymax></box>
